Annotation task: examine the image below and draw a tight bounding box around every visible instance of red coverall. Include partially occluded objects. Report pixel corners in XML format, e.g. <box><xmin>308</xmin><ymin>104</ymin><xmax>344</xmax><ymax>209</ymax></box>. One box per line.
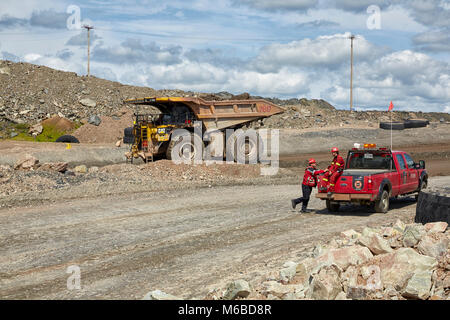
<box><xmin>324</xmin><ymin>154</ymin><xmax>345</xmax><ymax>192</ymax></box>
<box><xmin>292</xmin><ymin>166</ymin><xmax>325</xmax><ymax>211</ymax></box>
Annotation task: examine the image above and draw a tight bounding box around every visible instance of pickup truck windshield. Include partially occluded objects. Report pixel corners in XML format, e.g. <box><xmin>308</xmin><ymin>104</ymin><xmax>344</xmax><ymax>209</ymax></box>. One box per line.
<box><xmin>347</xmin><ymin>151</ymin><xmax>393</xmax><ymax>170</ymax></box>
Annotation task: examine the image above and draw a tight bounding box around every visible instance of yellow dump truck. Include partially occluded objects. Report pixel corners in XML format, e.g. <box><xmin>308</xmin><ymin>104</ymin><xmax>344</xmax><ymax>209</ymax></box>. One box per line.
<box><xmin>123</xmin><ymin>96</ymin><xmax>284</xmax><ymax>162</ymax></box>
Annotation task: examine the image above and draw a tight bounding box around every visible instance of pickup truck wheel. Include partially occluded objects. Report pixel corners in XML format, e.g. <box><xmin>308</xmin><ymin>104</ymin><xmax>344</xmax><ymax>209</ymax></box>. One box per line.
<box><xmin>415</xmin><ymin>179</ymin><xmax>427</xmax><ymax>201</ymax></box>
<box><xmin>326</xmin><ymin>200</ymin><xmax>340</xmax><ymax>212</ymax></box>
<box><xmin>374</xmin><ymin>190</ymin><xmax>389</xmax><ymax>213</ymax></box>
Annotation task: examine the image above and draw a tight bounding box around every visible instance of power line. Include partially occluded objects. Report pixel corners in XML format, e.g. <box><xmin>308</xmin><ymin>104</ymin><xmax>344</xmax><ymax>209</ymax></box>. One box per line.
<box><xmin>0</xmin><ymin>27</ymin><xmax>301</xmax><ymax>43</ymax></box>
<box><xmin>95</xmin><ymin>26</ymin><xmax>297</xmax><ymax>42</ymax></box>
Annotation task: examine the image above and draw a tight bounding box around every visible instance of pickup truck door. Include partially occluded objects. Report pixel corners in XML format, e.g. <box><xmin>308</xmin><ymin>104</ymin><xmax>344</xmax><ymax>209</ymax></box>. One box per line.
<box><xmin>395</xmin><ymin>153</ymin><xmax>409</xmax><ymax>194</ymax></box>
<box><xmin>403</xmin><ymin>153</ymin><xmax>420</xmax><ymax>192</ymax></box>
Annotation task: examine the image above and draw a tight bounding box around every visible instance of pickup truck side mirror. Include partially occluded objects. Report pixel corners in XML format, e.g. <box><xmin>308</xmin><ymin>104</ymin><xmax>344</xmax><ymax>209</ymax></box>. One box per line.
<box><xmin>419</xmin><ymin>160</ymin><xmax>425</xmax><ymax>169</ymax></box>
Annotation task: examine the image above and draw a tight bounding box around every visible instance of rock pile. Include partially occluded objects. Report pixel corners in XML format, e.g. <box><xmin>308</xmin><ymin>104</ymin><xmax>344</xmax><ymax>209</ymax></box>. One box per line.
<box><xmin>0</xmin><ymin>159</ymin><xmax>283</xmax><ymax>198</ymax></box>
<box><xmin>206</xmin><ymin>220</ymin><xmax>449</xmax><ymax>300</ymax></box>
<box><xmin>255</xmin><ymin>104</ymin><xmax>450</xmax><ymax>130</ymax></box>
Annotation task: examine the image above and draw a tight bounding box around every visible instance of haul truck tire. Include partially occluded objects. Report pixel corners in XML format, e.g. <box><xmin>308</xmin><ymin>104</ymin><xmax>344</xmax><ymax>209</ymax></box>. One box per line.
<box><xmin>166</xmin><ymin>133</ymin><xmax>204</xmax><ymax>161</ymax></box>
<box><xmin>226</xmin><ymin>130</ymin><xmax>259</xmax><ymax>163</ymax></box>
<box><xmin>55</xmin><ymin>135</ymin><xmax>80</xmax><ymax>143</ymax></box>
<box><xmin>379</xmin><ymin>121</ymin><xmax>405</xmax><ymax>130</ymax></box>
<box><xmin>374</xmin><ymin>189</ymin><xmax>390</xmax><ymax>213</ymax></box>
<box><xmin>404</xmin><ymin>119</ymin><xmax>428</xmax><ymax>129</ymax></box>
<box><xmin>123</xmin><ymin>127</ymin><xmax>134</xmax><ymax>144</ymax></box>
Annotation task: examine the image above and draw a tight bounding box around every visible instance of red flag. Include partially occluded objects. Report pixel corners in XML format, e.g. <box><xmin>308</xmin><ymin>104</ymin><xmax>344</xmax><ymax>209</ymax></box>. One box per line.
<box><xmin>388</xmin><ymin>101</ymin><xmax>394</xmax><ymax>111</ymax></box>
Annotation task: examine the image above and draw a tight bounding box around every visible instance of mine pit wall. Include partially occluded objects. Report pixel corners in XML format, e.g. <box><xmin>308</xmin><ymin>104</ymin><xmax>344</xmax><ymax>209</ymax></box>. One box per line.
<box><xmin>277</xmin><ymin>125</ymin><xmax>450</xmax><ymax>155</ymax></box>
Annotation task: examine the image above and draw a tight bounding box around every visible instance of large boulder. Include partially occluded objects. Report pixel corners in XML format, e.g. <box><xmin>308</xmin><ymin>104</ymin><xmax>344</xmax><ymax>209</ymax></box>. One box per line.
<box><xmin>359</xmin><ymin>230</ymin><xmax>393</xmax><ymax>255</ymax></box>
<box><xmin>37</xmin><ymin>162</ymin><xmax>68</xmax><ymax>173</ymax></box>
<box><xmin>375</xmin><ymin>248</ymin><xmax>437</xmax><ymax>292</ymax></box>
<box><xmin>402</xmin><ymin>270</ymin><xmax>433</xmax><ymax>300</ymax></box>
<box><xmin>74</xmin><ymin>165</ymin><xmax>87</xmax><ymax>174</ymax></box>
<box><xmin>315</xmin><ymin>245</ymin><xmax>373</xmax><ymax>271</ymax></box>
<box><xmin>14</xmin><ymin>154</ymin><xmax>39</xmax><ymax>170</ymax></box>
<box><xmin>279</xmin><ymin>261</ymin><xmax>298</xmax><ymax>284</ymax></box>
<box><xmin>88</xmin><ymin>114</ymin><xmax>102</xmax><ymax>126</ymax></box>
<box><xmin>79</xmin><ymin>98</ymin><xmax>97</xmax><ymax>108</ymax></box>
<box><xmin>261</xmin><ymin>281</ymin><xmax>304</xmax><ymax>299</ymax></box>
<box><xmin>393</xmin><ymin>219</ymin><xmax>407</xmax><ymax>233</ymax></box>
<box><xmin>0</xmin><ymin>66</ymin><xmax>11</xmax><ymax>75</ymax></box>
<box><xmin>424</xmin><ymin>222</ymin><xmax>448</xmax><ymax>233</ymax></box>
<box><xmin>308</xmin><ymin>264</ymin><xmax>342</xmax><ymax>300</ymax></box>
<box><xmin>294</xmin><ymin>257</ymin><xmax>317</xmax><ymax>286</ymax></box>
<box><xmin>142</xmin><ymin>290</ymin><xmax>182</xmax><ymax>300</ymax></box>
<box><xmin>223</xmin><ymin>279</ymin><xmax>251</xmax><ymax>300</ymax></box>
<box><xmin>339</xmin><ymin>229</ymin><xmax>361</xmax><ymax>240</ymax></box>
<box><xmin>417</xmin><ymin>233</ymin><xmax>449</xmax><ymax>259</ymax></box>
<box><xmin>402</xmin><ymin>224</ymin><xmax>426</xmax><ymax>247</ymax></box>
<box><xmin>28</xmin><ymin>123</ymin><xmax>43</xmax><ymax>135</ymax></box>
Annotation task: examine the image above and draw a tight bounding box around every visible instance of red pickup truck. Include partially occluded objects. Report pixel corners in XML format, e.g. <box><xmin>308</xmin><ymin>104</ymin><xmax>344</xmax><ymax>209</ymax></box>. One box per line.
<box><xmin>316</xmin><ymin>146</ymin><xmax>428</xmax><ymax>213</ymax></box>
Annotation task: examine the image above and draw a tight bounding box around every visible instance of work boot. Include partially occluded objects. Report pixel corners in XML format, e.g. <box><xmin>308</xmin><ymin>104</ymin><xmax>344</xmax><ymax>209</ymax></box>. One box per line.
<box><xmin>291</xmin><ymin>199</ymin><xmax>297</xmax><ymax>210</ymax></box>
<box><xmin>301</xmin><ymin>208</ymin><xmax>310</xmax><ymax>213</ymax></box>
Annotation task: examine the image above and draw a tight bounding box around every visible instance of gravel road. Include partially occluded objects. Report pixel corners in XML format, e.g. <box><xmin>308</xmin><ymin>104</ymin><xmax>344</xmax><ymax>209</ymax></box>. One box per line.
<box><xmin>1</xmin><ymin>176</ymin><xmax>449</xmax><ymax>300</ymax></box>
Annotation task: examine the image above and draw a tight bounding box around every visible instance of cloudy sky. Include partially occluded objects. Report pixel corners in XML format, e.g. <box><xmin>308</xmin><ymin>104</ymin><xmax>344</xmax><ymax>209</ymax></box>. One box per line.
<box><xmin>0</xmin><ymin>0</ymin><xmax>449</xmax><ymax>112</ymax></box>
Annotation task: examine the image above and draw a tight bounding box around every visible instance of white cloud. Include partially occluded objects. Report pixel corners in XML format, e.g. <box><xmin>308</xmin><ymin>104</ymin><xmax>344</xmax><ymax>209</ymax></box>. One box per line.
<box><xmin>0</xmin><ymin>0</ymin><xmax>68</xmax><ymax>19</ymax></box>
<box><xmin>323</xmin><ymin>50</ymin><xmax>450</xmax><ymax>111</ymax></box>
<box><xmin>413</xmin><ymin>29</ymin><xmax>450</xmax><ymax>52</ymax></box>
<box><xmin>24</xmin><ymin>53</ymin><xmax>42</xmax><ymax>62</ymax></box>
<box><xmin>251</xmin><ymin>33</ymin><xmax>385</xmax><ymax>73</ymax></box>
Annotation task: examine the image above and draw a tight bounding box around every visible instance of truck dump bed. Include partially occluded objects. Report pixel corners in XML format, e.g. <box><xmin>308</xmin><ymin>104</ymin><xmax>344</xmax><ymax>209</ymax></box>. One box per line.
<box><xmin>124</xmin><ymin>96</ymin><xmax>285</xmax><ymax>130</ymax></box>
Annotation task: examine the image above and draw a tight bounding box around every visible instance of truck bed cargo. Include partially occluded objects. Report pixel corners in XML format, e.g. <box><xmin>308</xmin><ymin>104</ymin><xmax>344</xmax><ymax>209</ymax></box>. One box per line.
<box><xmin>124</xmin><ymin>96</ymin><xmax>285</xmax><ymax>130</ymax></box>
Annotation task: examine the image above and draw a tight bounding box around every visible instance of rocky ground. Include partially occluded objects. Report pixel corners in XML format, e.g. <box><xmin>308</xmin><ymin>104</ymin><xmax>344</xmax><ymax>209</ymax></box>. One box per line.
<box><xmin>0</xmin><ymin>156</ymin><xmax>294</xmax><ymax>207</ymax></box>
<box><xmin>1</xmin><ymin>59</ymin><xmax>449</xmax><ymax>301</ymax></box>
<box><xmin>1</xmin><ymin>176</ymin><xmax>448</xmax><ymax>300</ymax></box>
<box><xmin>201</xmin><ymin>221</ymin><xmax>449</xmax><ymax>301</ymax></box>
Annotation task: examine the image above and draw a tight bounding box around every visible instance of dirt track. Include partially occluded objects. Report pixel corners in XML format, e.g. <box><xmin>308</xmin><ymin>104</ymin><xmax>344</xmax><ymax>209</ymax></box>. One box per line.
<box><xmin>1</xmin><ymin>176</ymin><xmax>449</xmax><ymax>300</ymax></box>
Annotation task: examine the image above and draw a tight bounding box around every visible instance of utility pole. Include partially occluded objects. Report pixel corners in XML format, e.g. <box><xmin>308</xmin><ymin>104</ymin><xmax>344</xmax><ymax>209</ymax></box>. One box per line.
<box><xmin>349</xmin><ymin>34</ymin><xmax>355</xmax><ymax>112</ymax></box>
<box><xmin>83</xmin><ymin>25</ymin><xmax>94</xmax><ymax>77</ymax></box>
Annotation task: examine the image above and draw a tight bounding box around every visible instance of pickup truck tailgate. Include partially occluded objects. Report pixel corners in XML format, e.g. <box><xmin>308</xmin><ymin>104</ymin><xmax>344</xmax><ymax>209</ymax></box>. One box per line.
<box><xmin>336</xmin><ymin>169</ymin><xmax>389</xmax><ymax>193</ymax></box>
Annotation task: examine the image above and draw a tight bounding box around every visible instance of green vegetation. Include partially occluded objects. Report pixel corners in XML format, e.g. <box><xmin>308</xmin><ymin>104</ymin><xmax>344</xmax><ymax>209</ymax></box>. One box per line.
<box><xmin>2</xmin><ymin>122</ymin><xmax>69</xmax><ymax>142</ymax></box>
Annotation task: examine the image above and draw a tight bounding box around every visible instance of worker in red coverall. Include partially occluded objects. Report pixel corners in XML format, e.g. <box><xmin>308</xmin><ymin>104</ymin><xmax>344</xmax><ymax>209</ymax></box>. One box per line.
<box><xmin>291</xmin><ymin>158</ymin><xmax>324</xmax><ymax>213</ymax></box>
<box><xmin>323</xmin><ymin>147</ymin><xmax>345</xmax><ymax>197</ymax></box>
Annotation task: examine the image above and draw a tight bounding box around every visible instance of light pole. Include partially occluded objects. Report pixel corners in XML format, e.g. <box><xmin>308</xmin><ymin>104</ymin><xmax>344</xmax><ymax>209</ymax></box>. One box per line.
<box><xmin>349</xmin><ymin>34</ymin><xmax>355</xmax><ymax>112</ymax></box>
<box><xmin>83</xmin><ymin>25</ymin><xmax>94</xmax><ymax>76</ymax></box>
